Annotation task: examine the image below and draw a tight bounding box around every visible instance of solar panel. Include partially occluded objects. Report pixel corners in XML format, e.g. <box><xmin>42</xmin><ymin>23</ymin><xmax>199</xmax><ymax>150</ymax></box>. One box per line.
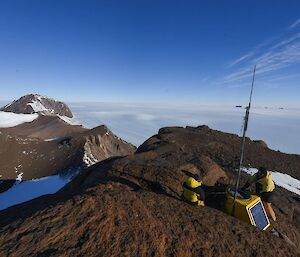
<box><xmin>249</xmin><ymin>201</ymin><xmax>270</xmax><ymax>230</ymax></box>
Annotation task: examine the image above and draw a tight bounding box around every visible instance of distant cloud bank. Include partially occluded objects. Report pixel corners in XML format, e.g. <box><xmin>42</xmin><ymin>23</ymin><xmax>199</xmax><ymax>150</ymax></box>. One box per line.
<box><xmin>69</xmin><ymin>102</ymin><xmax>300</xmax><ymax>155</ymax></box>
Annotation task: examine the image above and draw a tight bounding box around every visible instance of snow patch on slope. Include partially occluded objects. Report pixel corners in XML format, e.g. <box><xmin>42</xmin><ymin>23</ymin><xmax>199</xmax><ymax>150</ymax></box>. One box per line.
<box><xmin>242</xmin><ymin>167</ymin><xmax>300</xmax><ymax>196</ymax></box>
<box><xmin>3</xmin><ymin>102</ymin><xmax>13</xmax><ymax>109</ymax></box>
<box><xmin>44</xmin><ymin>137</ymin><xmax>64</xmax><ymax>142</ymax></box>
<box><xmin>28</xmin><ymin>100</ymin><xmax>51</xmax><ymax>113</ymax></box>
<box><xmin>58</xmin><ymin>115</ymin><xmax>82</xmax><ymax>126</ymax></box>
<box><xmin>0</xmin><ymin>111</ymin><xmax>38</xmax><ymax>128</ymax></box>
<box><xmin>83</xmin><ymin>142</ymin><xmax>98</xmax><ymax>166</ymax></box>
<box><xmin>16</xmin><ymin>173</ymin><xmax>23</xmax><ymax>182</ymax></box>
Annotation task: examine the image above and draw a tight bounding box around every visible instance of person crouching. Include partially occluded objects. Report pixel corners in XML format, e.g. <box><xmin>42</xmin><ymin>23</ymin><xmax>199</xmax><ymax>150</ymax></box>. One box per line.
<box><xmin>182</xmin><ymin>174</ymin><xmax>205</xmax><ymax>206</ymax></box>
<box><xmin>242</xmin><ymin>167</ymin><xmax>276</xmax><ymax>221</ymax></box>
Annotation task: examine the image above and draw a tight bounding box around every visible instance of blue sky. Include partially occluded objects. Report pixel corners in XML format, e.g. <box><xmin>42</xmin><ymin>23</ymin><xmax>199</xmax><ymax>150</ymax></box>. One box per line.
<box><xmin>1</xmin><ymin>0</ymin><xmax>300</xmax><ymax>107</ymax></box>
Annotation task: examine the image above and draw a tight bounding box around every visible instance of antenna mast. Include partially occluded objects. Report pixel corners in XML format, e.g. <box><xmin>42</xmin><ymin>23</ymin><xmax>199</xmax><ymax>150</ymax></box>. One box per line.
<box><xmin>233</xmin><ymin>65</ymin><xmax>257</xmax><ymax>201</ymax></box>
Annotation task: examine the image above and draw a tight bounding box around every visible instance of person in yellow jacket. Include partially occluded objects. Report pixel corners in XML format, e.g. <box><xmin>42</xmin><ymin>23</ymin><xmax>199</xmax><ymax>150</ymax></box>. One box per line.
<box><xmin>242</xmin><ymin>167</ymin><xmax>276</xmax><ymax>221</ymax></box>
<box><xmin>182</xmin><ymin>174</ymin><xmax>205</xmax><ymax>206</ymax></box>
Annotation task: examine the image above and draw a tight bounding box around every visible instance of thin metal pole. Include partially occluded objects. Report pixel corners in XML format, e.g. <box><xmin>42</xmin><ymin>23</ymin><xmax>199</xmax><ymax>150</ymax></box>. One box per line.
<box><xmin>233</xmin><ymin>65</ymin><xmax>256</xmax><ymax>203</ymax></box>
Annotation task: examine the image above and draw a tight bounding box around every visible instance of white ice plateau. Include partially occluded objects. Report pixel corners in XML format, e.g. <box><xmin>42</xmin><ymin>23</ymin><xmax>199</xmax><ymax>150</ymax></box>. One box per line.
<box><xmin>0</xmin><ymin>111</ymin><xmax>38</xmax><ymax>128</ymax></box>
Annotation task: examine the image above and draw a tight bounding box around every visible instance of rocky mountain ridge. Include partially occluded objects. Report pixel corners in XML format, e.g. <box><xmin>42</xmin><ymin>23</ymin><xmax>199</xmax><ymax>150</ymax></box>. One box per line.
<box><xmin>1</xmin><ymin>94</ymin><xmax>73</xmax><ymax>118</ymax></box>
<box><xmin>0</xmin><ymin>125</ymin><xmax>299</xmax><ymax>257</ymax></box>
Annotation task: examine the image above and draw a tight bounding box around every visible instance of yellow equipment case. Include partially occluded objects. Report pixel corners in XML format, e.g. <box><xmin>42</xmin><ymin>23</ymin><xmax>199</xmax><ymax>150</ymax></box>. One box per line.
<box><xmin>224</xmin><ymin>186</ymin><xmax>271</xmax><ymax>231</ymax></box>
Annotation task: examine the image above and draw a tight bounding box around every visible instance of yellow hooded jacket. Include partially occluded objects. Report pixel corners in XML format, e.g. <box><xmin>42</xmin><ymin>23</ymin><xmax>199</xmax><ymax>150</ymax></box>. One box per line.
<box><xmin>251</xmin><ymin>171</ymin><xmax>275</xmax><ymax>194</ymax></box>
<box><xmin>182</xmin><ymin>177</ymin><xmax>204</xmax><ymax>206</ymax></box>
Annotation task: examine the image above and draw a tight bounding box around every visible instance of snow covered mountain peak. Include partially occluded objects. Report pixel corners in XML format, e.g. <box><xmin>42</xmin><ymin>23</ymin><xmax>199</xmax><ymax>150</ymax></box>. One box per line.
<box><xmin>0</xmin><ymin>94</ymin><xmax>73</xmax><ymax>118</ymax></box>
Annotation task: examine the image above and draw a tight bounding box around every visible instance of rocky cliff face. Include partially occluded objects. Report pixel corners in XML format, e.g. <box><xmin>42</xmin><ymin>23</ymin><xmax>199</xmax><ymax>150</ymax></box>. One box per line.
<box><xmin>0</xmin><ymin>121</ymin><xmax>135</xmax><ymax>181</ymax></box>
<box><xmin>0</xmin><ymin>94</ymin><xmax>73</xmax><ymax>117</ymax></box>
<box><xmin>80</xmin><ymin>126</ymin><xmax>136</xmax><ymax>167</ymax></box>
<box><xmin>0</xmin><ymin>125</ymin><xmax>299</xmax><ymax>257</ymax></box>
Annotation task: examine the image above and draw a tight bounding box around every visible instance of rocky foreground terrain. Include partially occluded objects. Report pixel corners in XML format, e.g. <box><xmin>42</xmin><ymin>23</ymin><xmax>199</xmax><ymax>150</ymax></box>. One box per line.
<box><xmin>0</xmin><ymin>125</ymin><xmax>299</xmax><ymax>257</ymax></box>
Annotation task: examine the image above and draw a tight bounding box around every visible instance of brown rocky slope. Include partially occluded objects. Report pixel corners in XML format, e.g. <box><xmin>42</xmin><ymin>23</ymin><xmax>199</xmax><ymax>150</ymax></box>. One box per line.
<box><xmin>0</xmin><ymin>125</ymin><xmax>299</xmax><ymax>257</ymax></box>
<box><xmin>0</xmin><ymin>120</ymin><xmax>136</xmax><ymax>180</ymax></box>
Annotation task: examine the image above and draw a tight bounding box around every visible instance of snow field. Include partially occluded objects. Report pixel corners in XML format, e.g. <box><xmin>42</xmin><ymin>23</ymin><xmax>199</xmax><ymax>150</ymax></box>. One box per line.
<box><xmin>0</xmin><ymin>111</ymin><xmax>38</xmax><ymax>128</ymax></box>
